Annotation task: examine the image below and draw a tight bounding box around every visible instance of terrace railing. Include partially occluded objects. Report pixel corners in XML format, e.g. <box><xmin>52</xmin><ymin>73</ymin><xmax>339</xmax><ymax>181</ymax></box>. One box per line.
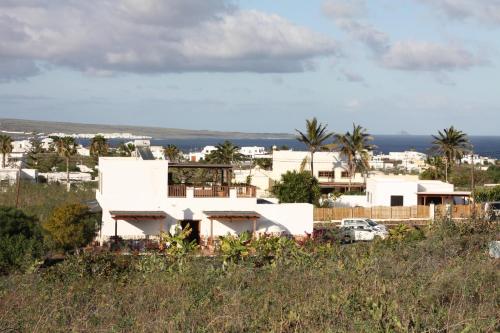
<box><xmin>168</xmin><ymin>185</ymin><xmax>186</xmax><ymax>198</ymax></box>
<box><xmin>167</xmin><ymin>185</ymin><xmax>257</xmax><ymax>198</ymax></box>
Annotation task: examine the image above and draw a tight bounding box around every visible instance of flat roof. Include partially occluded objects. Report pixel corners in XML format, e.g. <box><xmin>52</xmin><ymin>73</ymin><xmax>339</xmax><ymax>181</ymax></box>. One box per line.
<box><xmin>169</xmin><ymin>163</ymin><xmax>233</xmax><ymax>169</ymax></box>
<box><xmin>110</xmin><ymin>211</ymin><xmax>166</xmax><ymax>219</ymax></box>
<box><xmin>417</xmin><ymin>191</ymin><xmax>471</xmax><ymax>196</ymax></box>
<box><xmin>203</xmin><ymin>211</ymin><xmax>260</xmax><ymax>219</ymax></box>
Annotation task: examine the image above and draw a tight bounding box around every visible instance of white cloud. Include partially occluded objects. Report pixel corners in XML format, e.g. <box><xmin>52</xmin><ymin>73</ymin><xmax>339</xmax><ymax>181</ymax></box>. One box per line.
<box><xmin>381</xmin><ymin>41</ymin><xmax>482</xmax><ymax>71</ymax></box>
<box><xmin>417</xmin><ymin>0</ymin><xmax>500</xmax><ymax>25</ymax></box>
<box><xmin>0</xmin><ymin>0</ymin><xmax>338</xmax><ymax>81</ymax></box>
<box><xmin>339</xmin><ymin>68</ymin><xmax>365</xmax><ymax>82</ymax></box>
<box><xmin>322</xmin><ymin>0</ymin><xmax>484</xmax><ymax>73</ymax></box>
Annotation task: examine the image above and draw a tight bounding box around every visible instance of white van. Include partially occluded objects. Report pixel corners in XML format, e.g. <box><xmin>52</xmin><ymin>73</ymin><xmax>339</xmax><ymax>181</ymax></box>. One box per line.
<box><xmin>339</xmin><ymin>218</ymin><xmax>388</xmax><ymax>243</ymax></box>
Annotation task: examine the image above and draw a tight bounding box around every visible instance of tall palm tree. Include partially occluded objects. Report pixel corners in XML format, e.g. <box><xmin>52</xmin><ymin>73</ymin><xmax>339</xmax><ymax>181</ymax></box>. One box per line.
<box><xmin>333</xmin><ymin>124</ymin><xmax>375</xmax><ymax>191</ymax></box>
<box><xmin>206</xmin><ymin>141</ymin><xmax>244</xmax><ymax>165</ymax></box>
<box><xmin>89</xmin><ymin>135</ymin><xmax>108</xmax><ymax>160</ymax></box>
<box><xmin>432</xmin><ymin>126</ymin><xmax>470</xmax><ymax>182</ymax></box>
<box><xmin>54</xmin><ymin>136</ymin><xmax>77</xmax><ymax>191</ymax></box>
<box><xmin>0</xmin><ymin>135</ymin><xmax>13</xmax><ymax>168</ymax></box>
<box><xmin>164</xmin><ymin>144</ymin><xmax>182</xmax><ymax>162</ymax></box>
<box><xmin>296</xmin><ymin>118</ymin><xmax>332</xmax><ymax>177</ymax></box>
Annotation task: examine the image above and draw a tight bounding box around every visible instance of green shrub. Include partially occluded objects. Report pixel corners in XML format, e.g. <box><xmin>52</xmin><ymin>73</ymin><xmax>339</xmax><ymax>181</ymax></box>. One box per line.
<box><xmin>0</xmin><ymin>207</ymin><xmax>43</xmax><ymax>274</ymax></box>
<box><xmin>272</xmin><ymin>170</ymin><xmax>320</xmax><ymax>205</ymax></box>
<box><xmin>474</xmin><ymin>185</ymin><xmax>500</xmax><ymax>202</ymax></box>
<box><xmin>43</xmin><ymin>203</ymin><xmax>98</xmax><ymax>252</ymax></box>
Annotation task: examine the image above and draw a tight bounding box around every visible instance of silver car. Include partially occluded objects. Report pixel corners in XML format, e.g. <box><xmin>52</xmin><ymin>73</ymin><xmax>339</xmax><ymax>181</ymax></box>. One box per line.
<box><xmin>339</xmin><ymin>218</ymin><xmax>388</xmax><ymax>243</ymax></box>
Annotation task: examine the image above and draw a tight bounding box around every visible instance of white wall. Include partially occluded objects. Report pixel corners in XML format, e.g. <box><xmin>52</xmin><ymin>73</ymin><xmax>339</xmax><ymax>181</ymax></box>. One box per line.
<box><xmin>331</xmin><ymin>195</ymin><xmax>368</xmax><ymax>207</ymax></box>
<box><xmin>96</xmin><ymin>157</ymin><xmax>313</xmax><ymax>241</ymax></box>
<box><xmin>366</xmin><ymin>178</ymin><xmax>418</xmax><ymax>206</ymax></box>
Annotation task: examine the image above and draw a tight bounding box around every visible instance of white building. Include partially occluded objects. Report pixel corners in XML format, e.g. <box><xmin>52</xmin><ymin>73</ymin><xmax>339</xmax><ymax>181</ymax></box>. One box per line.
<box><xmin>337</xmin><ymin>176</ymin><xmax>471</xmax><ymax>207</ymax></box>
<box><xmin>461</xmin><ymin>154</ymin><xmax>496</xmax><ymax>166</ymax></box>
<box><xmin>77</xmin><ymin>145</ymin><xmax>91</xmax><ymax>156</ymax></box>
<box><xmin>96</xmin><ymin>157</ymin><xmax>313</xmax><ymax>244</ymax></box>
<box><xmin>239</xmin><ymin>146</ymin><xmax>268</xmax><ymax>159</ymax></box>
<box><xmin>370</xmin><ymin>151</ymin><xmax>427</xmax><ymax>173</ymax></box>
<box><xmin>271</xmin><ymin>150</ymin><xmax>365</xmax><ymax>192</ymax></box>
<box><xmin>0</xmin><ymin>168</ymin><xmax>38</xmax><ymax>186</ymax></box>
<box><xmin>40</xmin><ymin>172</ymin><xmax>93</xmax><ymax>183</ymax></box>
<box><xmin>187</xmin><ymin>145</ymin><xmax>217</xmax><ymax>162</ymax></box>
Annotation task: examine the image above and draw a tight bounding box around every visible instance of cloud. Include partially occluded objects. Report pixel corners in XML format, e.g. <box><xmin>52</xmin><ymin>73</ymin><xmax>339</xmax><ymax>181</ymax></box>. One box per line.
<box><xmin>339</xmin><ymin>68</ymin><xmax>365</xmax><ymax>82</ymax></box>
<box><xmin>417</xmin><ymin>0</ymin><xmax>500</xmax><ymax>25</ymax></box>
<box><xmin>322</xmin><ymin>0</ymin><xmax>484</xmax><ymax>73</ymax></box>
<box><xmin>381</xmin><ymin>41</ymin><xmax>482</xmax><ymax>71</ymax></box>
<box><xmin>0</xmin><ymin>0</ymin><xmax>337</xmax><ymax>81</ymax></box>
<box><xmin>321</xmin><ymin>0</ymin><xmax>366</xmax><ymax>19</ymax></box>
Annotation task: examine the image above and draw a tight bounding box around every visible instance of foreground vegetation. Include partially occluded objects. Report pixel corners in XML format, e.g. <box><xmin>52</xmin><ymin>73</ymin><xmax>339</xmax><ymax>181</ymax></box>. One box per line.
<box><xmin>0</xmin><ymin>219</ymin><xmax>498</xmax><ymax>332</ymax></box>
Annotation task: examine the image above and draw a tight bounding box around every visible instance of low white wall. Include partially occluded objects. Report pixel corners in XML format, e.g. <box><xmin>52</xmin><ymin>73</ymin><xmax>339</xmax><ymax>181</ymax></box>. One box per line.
<box><xmin>331</xmin><ymin>195</ymin><xmax>368</xmax><ymax>208</ymax></box>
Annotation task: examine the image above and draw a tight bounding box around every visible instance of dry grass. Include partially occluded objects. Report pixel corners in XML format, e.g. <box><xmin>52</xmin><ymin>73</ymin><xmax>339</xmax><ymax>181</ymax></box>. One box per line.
<box><xmin>0</xmin><ymin>223</ymin><xmax>498</xmax><ymax>332</ymax></box>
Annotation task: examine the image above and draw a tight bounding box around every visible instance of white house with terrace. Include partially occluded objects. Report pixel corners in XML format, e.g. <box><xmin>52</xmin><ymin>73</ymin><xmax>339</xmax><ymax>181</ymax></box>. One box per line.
<box><xmin>96</xmin><ymin>157</ymin><xmax>313</xmax><ymax>245</ymax></box>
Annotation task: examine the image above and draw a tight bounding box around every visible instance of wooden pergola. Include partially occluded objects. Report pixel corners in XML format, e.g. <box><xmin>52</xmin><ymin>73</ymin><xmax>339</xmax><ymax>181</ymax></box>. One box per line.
<box><xmin>168</xmin><ymin>162</ymin><xmax>233</xmax><ymax>185</ymax></box>
<box><xmin>417</xmin><ymin>191</ymin><xmax>471</xmax><ymax>206</ymax></box>
<box><xmin>203</xmin><ymin>210</ymin><xmax>261</xmax><ymax>244</ymax></box>
<box><xmin>109</xmin><ymin>210</ymin><xmax>167</xmax><ymax>240</ymax></box>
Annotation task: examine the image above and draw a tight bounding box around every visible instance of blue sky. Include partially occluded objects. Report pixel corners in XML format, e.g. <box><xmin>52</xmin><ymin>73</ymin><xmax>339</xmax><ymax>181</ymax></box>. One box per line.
<box><xmin>0</xmin><ymin>0</ymin><xmax>499</xmax><ymax>135</ymax></box>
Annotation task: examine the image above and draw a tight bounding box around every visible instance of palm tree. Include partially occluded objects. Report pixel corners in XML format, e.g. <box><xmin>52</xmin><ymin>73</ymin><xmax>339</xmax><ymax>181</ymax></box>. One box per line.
<box><xmin>206</xmin><ymin>141</ymin><xmax>244</xmax><ymax>165</ymax></box>
<box><xmin>54</xmin><ymin>136</ymin><xmax>77</xmax><ymax>191</ymax></box>
<box><xmin>425</xmin><ymin>156</ymin><xmax>446</xmax><ymax>180</ymax></box>
<box><xmin>0</xmin><ymin>135</ymin><xmax>13</xmax><ymax>168</ymax></box>
<box><xmin>164</xmin><ymin>144</ymin><xmax>182</xmax><ymax>162</ymax></box>
<box><xmin>333</xmin><ymin>124</ymin><xmax>375</xmax><ymax>191</ymax></box>
<box><xmin>296</xmin><ymin>118</ymin><xmax>332</xmax><ymax>177</ymax></box>
<box><xmin>89</xmin><ymin>135</ymin><xmax>108</xmax><ymax>160</ymax></box>
<box><xmin>432</xmin><ymin>126</ymin><xmax>470</xmax><ymax>182</ymax></box>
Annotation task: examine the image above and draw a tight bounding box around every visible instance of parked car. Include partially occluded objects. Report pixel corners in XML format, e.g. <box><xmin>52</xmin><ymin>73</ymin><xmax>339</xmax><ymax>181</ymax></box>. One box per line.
<box><xmin>484</xmin><ymin>202</ymin><xmax>500</xmax><ymax>221</ymax></box>
<box><xmin>339</xmin><ymin>218</ymin><xmax>388</xmax><ymax>243</ymax></box>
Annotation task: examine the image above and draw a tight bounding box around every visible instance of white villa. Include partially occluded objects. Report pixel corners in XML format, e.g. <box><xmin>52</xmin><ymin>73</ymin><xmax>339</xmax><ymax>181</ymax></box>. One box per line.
<box><xmin>333</xmin><ymin>176</ymin><xmax>471</xmax><ymax>207</ymax></box>
<box><xmin>96</xmin><ymin>157</ymin><xmax>313</xmax><ymax>245</ymax></box>
<box><xmin>369</xmin><ymin>151</ymin><xmax>427</xmax><ymax>173</ymax></box>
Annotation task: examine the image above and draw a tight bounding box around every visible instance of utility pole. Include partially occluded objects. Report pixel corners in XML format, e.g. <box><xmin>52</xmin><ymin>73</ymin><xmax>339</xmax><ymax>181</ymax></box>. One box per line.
<box><xmin>470</xmin><ymin>146</ymin><xmax>476</xmax><ymax>218</ymax></box>
<box><xmin>15</xmin><ymin>160</ymin><xmax>22</xmax><ymax>208</ymax></box>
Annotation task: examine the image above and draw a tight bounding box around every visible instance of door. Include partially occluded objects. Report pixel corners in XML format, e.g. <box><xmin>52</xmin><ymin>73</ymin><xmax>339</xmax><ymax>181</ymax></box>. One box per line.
<box><xmin>180</xmin><ymin>220</ymin><xmax>201</xmax><ymax>244</ymax></box>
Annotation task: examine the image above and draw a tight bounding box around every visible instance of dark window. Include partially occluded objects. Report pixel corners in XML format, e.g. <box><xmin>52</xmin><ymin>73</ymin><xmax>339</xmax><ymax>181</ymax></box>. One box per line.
<box><xmin>318</xmin><ymin>171</ymin><xmax>334</xmax><ymax>178</ymax></box>
<box><xmin>341</xmin><ymin>171</ymin><xmax>349</xmax><ymax>178</ymax></box>
<box><xmin>390</xmin><ymin>195</ymin><xmax>404</xmax><ymax>207</ymax></box>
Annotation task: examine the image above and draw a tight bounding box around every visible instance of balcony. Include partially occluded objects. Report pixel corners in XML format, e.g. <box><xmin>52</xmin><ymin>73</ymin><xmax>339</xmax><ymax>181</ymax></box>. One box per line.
<box><xmin>168</xmin><ymin>184</ymin><xmax>256</xmax><ymax>198</ymax></box>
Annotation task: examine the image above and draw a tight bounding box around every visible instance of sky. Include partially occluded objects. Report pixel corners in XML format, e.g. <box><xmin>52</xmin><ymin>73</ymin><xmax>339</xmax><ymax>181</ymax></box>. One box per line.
<box><xmin>0</xmin><ymin>0</ymin><xmax>499</xmax><ymax>135</ymax></box>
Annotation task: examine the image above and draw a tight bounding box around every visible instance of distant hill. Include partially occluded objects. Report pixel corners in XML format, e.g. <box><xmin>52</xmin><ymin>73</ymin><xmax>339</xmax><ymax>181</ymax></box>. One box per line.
<box><xmin>0</xmin><ymin>118</ymin><xmax>294</xmax><ymax>140</ymax></box>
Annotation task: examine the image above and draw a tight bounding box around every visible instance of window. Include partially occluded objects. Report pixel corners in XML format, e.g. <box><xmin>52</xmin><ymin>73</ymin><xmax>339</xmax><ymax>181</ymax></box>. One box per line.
<box><xmin>318</xmin><ymin>171</ymin><xmax>334</xmax><ymax>178</ymax></box>
<box><xmin>341</xmin><ymin>171</ymin><xmax>349</xmax><ymax>178</ymax></box>
<box><xmin>390</xmin><ymin>195</ymin><xmax>404</xmax><ymax>206</ymax></box>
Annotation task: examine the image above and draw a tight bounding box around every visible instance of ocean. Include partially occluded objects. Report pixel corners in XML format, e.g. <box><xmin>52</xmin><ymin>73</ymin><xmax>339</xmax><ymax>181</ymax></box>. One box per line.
<box><xmin>98</xmin><ymin>135</ymin><xmax>500</xmax><ymax>159</ymax></box>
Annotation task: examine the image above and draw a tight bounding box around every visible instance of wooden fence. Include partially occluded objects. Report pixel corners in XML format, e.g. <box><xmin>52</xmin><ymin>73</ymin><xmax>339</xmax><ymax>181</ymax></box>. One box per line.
<box><xmin>314</xmin><ymin>205</ymin><xmax>482</xmax><ymax>221</ymax></box>
<box><xmin>314</xmin><ymin>205</ymin><xmax>430</xmax><ymax>221</ymax></box>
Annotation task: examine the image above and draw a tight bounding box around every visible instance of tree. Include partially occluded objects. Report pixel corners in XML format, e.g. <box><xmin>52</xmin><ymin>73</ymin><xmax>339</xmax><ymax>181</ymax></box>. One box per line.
<box><xmin>332</xmin><ymin>124</ymin><xmax>375</xmax><ymax>191</ymax></box>
<box><xmin>90</xmin><ymin>135</ymin><xmax>108</xmax><ymax>160</ymax></box>
<box><xmin>295</xmin><ymin>118</ymin><xmax>332</xmax><ymax>177</ymax></box>
<box><xmin>432</xmin><ymin>126</ymin><xmax>470</xmax><ymax>182</ymax></box>
<box><xmin>117</xmin><ymin>142</ymin><xmax>135</xmax><ymax>157</ymax></box>
<box><xmin>421</xmin><ymin>156</ymin><xmax>446</xmax><ymax>180</ymax></box>
<box><xmin>0</xmin><ymin>135</ymin><xmax>13</xmax><ymax>168</ymax></box>
<box><xmin>164</xmin><ymin>144</ymin><xmax>182</xmax><ymax>162</ymax></box>
<box><xmin>272</xmin><ymin>171</ymin><xmax>321</xmax><ymax>205</ymax></box>
<box><xmin>42</xmin><ymin>203</ymin><xmax>98</xmax><ymax>252</ymax></box>
<box><xmin>206</xmin><ymin>141</ymin><xmax>245</xmax><ymax>165</ymax></box>
<box><xmin>0</xmin><ymin>207</ymin><xmax>43</xmax><ymax>274</ymax></box>
<box><xmin>54</xmin><ymin>136</ymin><xmax>77</xmax><ymax>191</ymax></box>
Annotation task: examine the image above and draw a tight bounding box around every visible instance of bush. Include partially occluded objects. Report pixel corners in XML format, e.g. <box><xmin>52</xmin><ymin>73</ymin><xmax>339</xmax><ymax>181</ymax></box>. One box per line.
<box><xmin>0</xmin><ymin>207</ymin><xmax>43</xmax><ymax>274</ymax></box>
<box><xmin>272</xmin><ymin>170</ymin><xmax>320</xmax><ymax>205</ymax></box>
<box><xmin>43</xmin><ymin>203</ymin><xmax>98</xmax><ymax>252</ymax></box>
<box><xmin>474</xmin><ymin>185</ymin><xmax>500</xmax><ymax>202</ymax></box>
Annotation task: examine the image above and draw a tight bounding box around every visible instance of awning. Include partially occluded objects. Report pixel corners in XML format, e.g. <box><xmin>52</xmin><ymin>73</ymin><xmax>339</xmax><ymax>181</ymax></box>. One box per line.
<box><xmin>417</xmin><ymin>191</ymin><xmax>471</xmax><ymax>196</ymax></box>
<box><xmin>110</xmin><ymin>211</ymin><xmax>166</xmax><ymax>220</ymax></box>
<box><xmin>203</xmin><ymin>211</ymin><xmax>260</xmax><ymax>221</ymax></box>
<box><xmin>319</xmin><ymin>182</ymin><xmax>365</xmax><ymax>188</ymax></box>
